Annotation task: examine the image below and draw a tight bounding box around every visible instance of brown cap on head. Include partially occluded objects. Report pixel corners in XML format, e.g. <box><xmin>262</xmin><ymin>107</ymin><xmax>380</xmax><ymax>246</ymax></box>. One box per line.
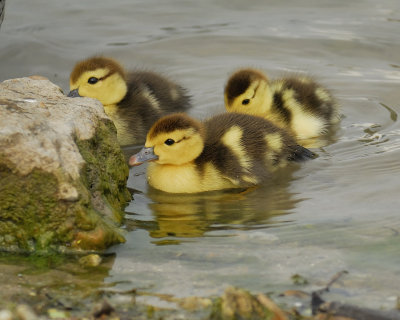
<box><xmin>148</xmin><ymin>113</ymin><xmax>203</xmax><ymax>139</ymax></box>
<box><xmin>224</xmin><ymin>68</ymin><xmax>268</xmax><ymax>104</ymax></box>
<box><xmin>70</xmin><ymin>56</ymin><xmax>126</xmax><ymax>83</ymax></box>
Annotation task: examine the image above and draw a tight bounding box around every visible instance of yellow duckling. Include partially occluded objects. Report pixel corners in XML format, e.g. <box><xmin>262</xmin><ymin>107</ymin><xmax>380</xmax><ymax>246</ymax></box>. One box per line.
<box><xmin>129</xmin><ymin>112</ymin><xmax>314</xmax><ymax>193</ymax></box>
<box><xmin>224</xmin><ymin>68</ymin><xmax>340</xmax><ymax>141</ymax></box>
<box><xmin>68</xmin><ymin>56</ymin><xmax>191</xmax><ymax>146</ymax></box>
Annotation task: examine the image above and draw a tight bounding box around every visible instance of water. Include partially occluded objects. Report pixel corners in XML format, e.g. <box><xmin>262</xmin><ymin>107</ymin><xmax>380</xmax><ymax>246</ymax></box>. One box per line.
<box><xmin>1</xmin><ymin>0</ymin><xmax>400</xmax><ymax>312</ymax></box>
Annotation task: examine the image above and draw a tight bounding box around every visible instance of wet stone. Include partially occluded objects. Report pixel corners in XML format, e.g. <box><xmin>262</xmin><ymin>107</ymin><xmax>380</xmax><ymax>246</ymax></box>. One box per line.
<box><xmin>0</xmin><ymin>77</ymin><xmax>131</xmax><ymax>252</ymax></box>
<box><xmin>79</xmin><ymin>254</ymin><xmax>102</xmax><ymax>267</ymax></box>
<box><xmin>0</xmin><ymin>310</ymin><xmax>13</xmax><ymax>320</ymax></box>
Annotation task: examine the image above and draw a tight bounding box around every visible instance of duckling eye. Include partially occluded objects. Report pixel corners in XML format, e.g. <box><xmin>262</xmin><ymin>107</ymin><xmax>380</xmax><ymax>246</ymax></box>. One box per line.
<box><xmin>88</xmin><ymin>77</ymin><xmax>99</xmax><ymax>85</ymax></box>
<box><xmin>164</xmin><ymin>139</ymin><xmax>175</xmax><ymax>146</ymax></box>
<box><xmin>242</xmin><ymin>99</ymin><xmax>250</xmax><ymax>105</ymax></box>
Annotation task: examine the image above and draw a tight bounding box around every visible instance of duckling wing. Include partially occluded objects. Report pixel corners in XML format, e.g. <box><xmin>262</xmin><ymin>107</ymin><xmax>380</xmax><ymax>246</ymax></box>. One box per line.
<box><xmin>223</xmin><ymin>166</ymin><xmax>258</xmax><ymax>186</ymax></box>
<box><xmin>127</xmin><ymin>71</ymin><xmax>191</xmax><ymax>114</ymax></box>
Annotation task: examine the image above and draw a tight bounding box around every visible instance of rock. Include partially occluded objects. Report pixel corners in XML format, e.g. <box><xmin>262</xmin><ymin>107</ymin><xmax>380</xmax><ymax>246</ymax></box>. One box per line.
<box><xmin>79</xmin><ymin>253</ymin><xmax>102</xmax><ymax>267</ymax></box>
<box><xmin>178</xmin><ymin>296</ymin><xmax>213</xmax><ymax>311</ymax></box>
<box><xmin>314</xmin><ymin>300</ymin><xmax>400</xmax><ymax>320</ymax></box>
<box><xmin>92</xmin><ymin>300</ymin><xmax>115</xmax><ymax>318</ymax></box>
<box><xmin>47</xmin><ymin>309</ymin><xmax>69</xmax><ymax>319</ymax></box>
<box><xmin>0</xmin><ymin>310</ymin><xmax>12</xmax><ymax>320</ymax></box>
<box><xmin>211</xmin><ymin>286</ymin><xmax>288</xmax><ymax>320</ymax></box>
<box><xmin>15</xmin><ymin>305</ymin><xmax>38</xmax><ymax>320</ymax></box>
<box><xmin>0</xmin><ymin>77</ymin><xmax>131</xmax><ymax>252</ymax></box>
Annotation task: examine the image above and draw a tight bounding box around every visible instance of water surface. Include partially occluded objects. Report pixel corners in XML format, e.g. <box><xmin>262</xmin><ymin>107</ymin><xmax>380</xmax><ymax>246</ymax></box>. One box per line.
<box><xmin>1</xmin><ymin>0</ymin><xmax>400</xmax><ymax>312</ymax></box>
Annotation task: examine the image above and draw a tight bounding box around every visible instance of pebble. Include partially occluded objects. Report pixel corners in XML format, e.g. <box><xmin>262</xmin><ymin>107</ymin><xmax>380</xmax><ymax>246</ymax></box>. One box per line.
<box><xmin>16</xmin><ymin>305</ymin><xmax>38</xmax><ymax>320</ymax></box>
<box><xmin>0</xmin><ymin>310</ymin><xmax>12</xmax><ymax>320</ymax></box>
<box><xmin>79</xmin><ymin>254</ymin><xmax>102</xmax><ymax>267</ymax></box>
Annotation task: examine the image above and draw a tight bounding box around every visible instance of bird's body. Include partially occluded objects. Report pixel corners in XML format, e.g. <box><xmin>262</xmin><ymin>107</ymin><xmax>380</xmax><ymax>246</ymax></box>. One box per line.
<box><xmin>129</xmin><ymin>112</ymin><xmax>314</xmax><ymax>193</ymax></box>
<box><xmin>68</xmin><ymin>56</ymin><xmax>191</xmax><ymax>146</ymax></box>
<box><xmin>224</xmin><ymin>68</ymin><xmax>340</xmax><ymax>141</ymax></box>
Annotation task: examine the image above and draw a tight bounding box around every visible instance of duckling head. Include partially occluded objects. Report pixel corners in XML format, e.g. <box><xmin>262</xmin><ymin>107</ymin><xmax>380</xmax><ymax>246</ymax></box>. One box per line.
<box><xmin>129</xmin><ymin>113</ymin><xmax>205</xmax><ymax>166</ymax></box>
<box><xmin>68</xmin><ymin>56</ymin><xmax>128</xmax><ymax>106</ymax></box>
<box><xmin>224</xmin><ymin>68</ymin><xmax>273</xmax><ymax>116</ymax></box>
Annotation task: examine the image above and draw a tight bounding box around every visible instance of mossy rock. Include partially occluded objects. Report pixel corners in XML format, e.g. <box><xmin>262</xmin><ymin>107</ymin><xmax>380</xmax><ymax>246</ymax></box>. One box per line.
<box><xmin>0</xmin><ymin>77</ymin><xmax>131</xmax><ymax>252</ymax></box>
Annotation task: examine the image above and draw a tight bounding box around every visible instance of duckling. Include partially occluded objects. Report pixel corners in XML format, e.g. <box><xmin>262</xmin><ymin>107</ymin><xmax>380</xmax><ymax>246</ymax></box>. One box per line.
<box><xmin>129</xmin><ymin>112</ymin><xmax>314</xmax><ymax>193</ymax></box>
<box><xmin>224</xmin><ymin>68</ymin><xmax>340</xmax><ymax>141</ymax></box>
<box><xmin>68</xmin><ymin>56</ymin><xmax>191</xmax><ymax>146</ymax></box>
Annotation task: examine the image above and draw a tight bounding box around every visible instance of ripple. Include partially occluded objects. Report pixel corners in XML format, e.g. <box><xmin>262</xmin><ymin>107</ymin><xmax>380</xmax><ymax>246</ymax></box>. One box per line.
<box><xmin>307</xmin><ymin>26</ymin><xmax>360</xmax><ymax>41</ymax></box>
<box><xmin>107</xmin><ymin>42</ymin><xmax>131</xmax><ymax>46</ymax></box>
<box><xmin>380</xmin><ymin>103</ymin><xmax>398</xmax><ymax>122</ymax></box>
<box><xmin>381</xmin><ymin>130</ymin><xmax>400</xmax><ymax>153</ymax></box>
<box><xmin>338</xmin><ymin>68</ymin><xmax>400</xmax><ymax>82</ymax></box>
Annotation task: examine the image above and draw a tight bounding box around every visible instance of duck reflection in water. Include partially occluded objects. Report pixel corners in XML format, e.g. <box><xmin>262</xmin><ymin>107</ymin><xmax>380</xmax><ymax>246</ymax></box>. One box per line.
<box><xmin>126</xmin><ymin>165</ymin><xmax>304</xmax><ymax>242</ymax></box>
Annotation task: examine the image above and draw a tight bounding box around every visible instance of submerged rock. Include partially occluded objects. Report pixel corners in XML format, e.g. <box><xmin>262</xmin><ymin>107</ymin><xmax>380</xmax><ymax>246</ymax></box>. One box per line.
<box><xmin>0</xmin><ymin>77</ymin><xmax>131</xmax><ymax>252</ymax></box>
<box><xmin>79</xmin><ymin>253</ymin><xmax>102</xmax><ymax>267</ymax></box>
<box><xmin>211</xmin><ymin>286</ymin><xmax>287</xmax><ymax>320</ymax></box>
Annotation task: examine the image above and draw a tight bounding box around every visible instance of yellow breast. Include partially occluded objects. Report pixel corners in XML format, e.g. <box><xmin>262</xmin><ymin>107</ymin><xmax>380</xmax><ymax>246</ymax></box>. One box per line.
<box><xmin>147</xmin><ymin>162</ymin><xmax>237</xmax><ymax>193</ymax></box>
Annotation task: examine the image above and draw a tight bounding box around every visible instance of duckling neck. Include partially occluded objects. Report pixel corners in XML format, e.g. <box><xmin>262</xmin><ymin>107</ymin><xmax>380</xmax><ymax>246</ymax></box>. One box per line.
<box><xmin>259</xmin><ymin>82</ymin><xmax>274</xmax><ymax>113</ymax></box>
<box><xmin>103</xmin><ymin>104</ymin><xmax>122</xmax><ymax>126</ymax></box>
<box><xmin>103</xmin><ymin>104</ymin><xmax>119</xmax><ymax>113</ymax></box>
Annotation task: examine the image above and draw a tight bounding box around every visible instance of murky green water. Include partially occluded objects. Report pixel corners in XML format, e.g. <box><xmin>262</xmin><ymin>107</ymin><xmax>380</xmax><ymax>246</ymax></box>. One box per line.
<box><xmin>1</xmin><ymin>0</ymin><xmax>400</xmax><ymax>313</ymax></box>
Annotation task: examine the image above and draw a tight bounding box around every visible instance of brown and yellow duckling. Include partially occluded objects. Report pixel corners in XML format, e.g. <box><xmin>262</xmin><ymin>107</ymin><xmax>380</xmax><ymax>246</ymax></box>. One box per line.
<box><xmin>129</xmin><ymin>112</ymin><xmax>314</xmax><ymax>193</ymax></box>
<box><xmin>224</xmin><ymin>68</ymin><xmax>340</xmax><ymax>141</ymax></box>
<box><xmin>68</xmin><ymin>56</ymin><xmax>191</xmax><ymax>146</ymax></box>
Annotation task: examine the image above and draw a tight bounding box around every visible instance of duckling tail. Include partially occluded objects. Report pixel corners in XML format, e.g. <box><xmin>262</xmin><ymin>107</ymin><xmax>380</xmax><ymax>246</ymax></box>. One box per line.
<box><xmin>288</xmin><ymin>145</ymin><xmax>317</xmax><ymax>162</ymax></box>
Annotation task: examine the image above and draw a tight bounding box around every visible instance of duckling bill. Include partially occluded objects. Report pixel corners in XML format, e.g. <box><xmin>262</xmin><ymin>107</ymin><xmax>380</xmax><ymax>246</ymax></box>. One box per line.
<box><xmin>129</xmin><ymin>112</ymin><xmax>315</xmax><ymax>193</ymax></box>
<box><xmin>68</xmin><ymin>56</ymin><xmax>191</xmax><ymax>146</ymax></box>
<box><xmin>224</xmin><ymin>68</ymin><xmax>340</xmax><ymax>141</ymax></box>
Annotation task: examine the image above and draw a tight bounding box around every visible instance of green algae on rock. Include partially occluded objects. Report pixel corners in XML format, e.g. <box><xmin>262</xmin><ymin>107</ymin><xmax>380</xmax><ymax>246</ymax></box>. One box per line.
<box><xmin>0</xmin><ymin>77</ymin><xmax>131</xmax><ymax>252</ymax></box>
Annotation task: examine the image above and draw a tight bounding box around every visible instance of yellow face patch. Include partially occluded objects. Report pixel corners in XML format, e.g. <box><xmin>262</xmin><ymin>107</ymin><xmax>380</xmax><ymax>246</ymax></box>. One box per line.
<box><xmin>146</xmin><ymin>128</ymin><xmax>204</xmax><ymax>165</ymax></box>
<box><xmin>69</xmin><ymin>68</ymin><xmax>127</xmax><ymax>106</ymax></box>
<box><xmin>225</xmin><ymin>79</ymin><xmax>273</xmax><ymax>117</ymax></box>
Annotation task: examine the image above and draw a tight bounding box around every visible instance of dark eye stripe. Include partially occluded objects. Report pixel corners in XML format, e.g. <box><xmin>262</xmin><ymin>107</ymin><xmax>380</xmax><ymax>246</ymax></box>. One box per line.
<box><xmin>87</xmin><ymin>72</ymin><xmax>113</xmax><ymax>85</ymax></box>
